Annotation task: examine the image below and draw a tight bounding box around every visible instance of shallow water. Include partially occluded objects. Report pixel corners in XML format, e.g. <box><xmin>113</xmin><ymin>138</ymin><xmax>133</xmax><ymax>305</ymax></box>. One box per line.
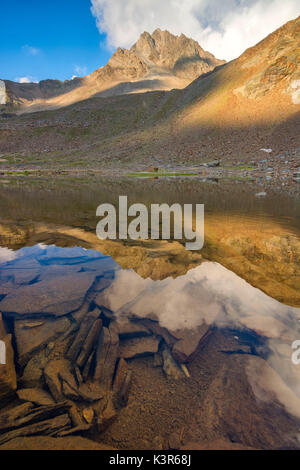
<box><xmin>0</xmin><ymin>177</ymin><xmax>300</xmax><ymax>449</ymax></box>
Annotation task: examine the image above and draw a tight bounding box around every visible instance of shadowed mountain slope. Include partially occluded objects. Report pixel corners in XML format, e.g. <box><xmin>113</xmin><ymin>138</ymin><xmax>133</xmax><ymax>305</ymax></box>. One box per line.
<box><xmin>1</xmin><ymin>29</ymin><xmax>224</xmax><ymax>113</ymax></box>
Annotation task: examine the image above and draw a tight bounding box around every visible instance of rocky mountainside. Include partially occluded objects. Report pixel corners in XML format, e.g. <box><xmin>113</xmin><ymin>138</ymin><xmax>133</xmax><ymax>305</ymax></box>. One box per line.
<box><xmin>0</xmin><ymin>17</ymin><xmax>299</xmax><ymax>180</ymax></box>
<box><xmin>1</xmin><ymin>30</ymin><xmax>224</xmax><ymax>112</ymax></box>
<box><xmin>173</xmin><ymin>16</ymin><xmax>300</xmax><ymax>126</ymax></box>
<box><xmin>2</xmin><ymin>78</ymin><xmax>82</xmax><ymax>106</ymax></box>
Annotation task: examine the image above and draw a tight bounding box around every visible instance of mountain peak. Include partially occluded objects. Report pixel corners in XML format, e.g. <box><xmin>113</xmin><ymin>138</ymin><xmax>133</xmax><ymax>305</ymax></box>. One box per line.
<box><xmin>130</xmin><ymin>28</ymin><xmax>224</xmax><ymax>76</ymax></box>
<box><xmin>2</xmin><ymin>28</ymin><xmax>225</xmax><ymax>110</ymax></box>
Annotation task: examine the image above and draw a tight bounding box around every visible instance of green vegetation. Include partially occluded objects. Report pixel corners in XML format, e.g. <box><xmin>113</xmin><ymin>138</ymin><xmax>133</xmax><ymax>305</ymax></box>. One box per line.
<box><xmin>225</xmin><ymin>165</ymin><xmax>256</xmax><ymax>171</ymax></box>
<box><xmin>127</xmin><ymin>172</ymin><xmax>198</xmax><ymax>177</ymax></box>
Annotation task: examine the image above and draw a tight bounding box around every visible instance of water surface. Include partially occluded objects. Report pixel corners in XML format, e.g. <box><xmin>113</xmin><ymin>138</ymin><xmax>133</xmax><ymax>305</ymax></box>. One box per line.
<box><xmin>0</xmin><ymin>177</ymin><xmax>300</xmax><ymax>449</ymax></box>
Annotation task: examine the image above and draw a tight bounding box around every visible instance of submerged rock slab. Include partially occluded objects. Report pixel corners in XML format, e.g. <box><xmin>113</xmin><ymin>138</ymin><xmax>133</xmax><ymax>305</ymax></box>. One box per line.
<box><xmin>15</xmin><ymin>317</ymin><xmax>71</xmax><ymax>365</ymax></box>
<box><xmin>17</xmin><ymin>388</ymin><xmax>55</xmax><ymax>406</ymax></box>
<box><xmin>0</xmin><ymin>414</ymin><xmax>71</xmax><ymax>445</ymax></box>
<box><xmin>94</xmin><ymin>327</ymin><xmax>119</xmax><ymax>389</ymax></box>
<box><xmin>172</xmin><ymin>324</ymin><xmax>212</xmax><ymax>363</ymax></box>
<box><xmin>162</xmin><ymin>347</ymin><xmax>184</xmax><ymax>379</ymax></box>
<box><xmin>114</xmin><ymin>317</ymin><xmax>151</xmax><ymax>339</ymax></box>
<box><xmin>1</xmin><ymin>261</ymin><xmax>41</xmax><ymax>286</ymax></box>
<box><xmin>119</xmin><ymin>336</ymin><xmax>160</xmax><ymax>359</ymax></box>
<box><xmin>0</xmin><ymin>403</ymin><xmax>34</xmax><ymax>429</ymax></box>
<box><xmin>0</xmin><ymin>273</ymin><xmax>96</xmax><ymax>317</ymax></box>
<box><xmin>20</xmin><ymin>351</ymin><xmax>48</xmax><ymax>388</ymax></box>
<box><xmin>44</xmin><ymin>359</ymin><xmax>77</xmax><ymax>402</ymax></box>
<box><xmin>67</xmin><ymin>308</ymin><xmax>100</xmax><ymax>362</ymax></box>
<box><xmin>113</xmin><ymin>358</ymin><xmax>132</xmax><ymax>408</ymax></box>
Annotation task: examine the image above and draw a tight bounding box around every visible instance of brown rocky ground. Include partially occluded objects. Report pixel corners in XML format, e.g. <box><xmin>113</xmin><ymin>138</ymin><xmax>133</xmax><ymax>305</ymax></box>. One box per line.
<box><xmin>0</xmin><ymin>18</ymin><xmax>299</xmax><ymax>193</ymax></box>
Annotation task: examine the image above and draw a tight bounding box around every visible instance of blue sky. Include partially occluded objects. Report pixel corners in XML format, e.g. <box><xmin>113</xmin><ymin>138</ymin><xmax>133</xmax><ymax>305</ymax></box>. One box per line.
<box><xmin>0</xmin><ymin>0</ymin><xmax>111</xmax><ymax>82</ymax></box>
<box><xmin>1</xmin><ymin>0</ymin><xmax>299</xmax><ymax>83</ymax></box>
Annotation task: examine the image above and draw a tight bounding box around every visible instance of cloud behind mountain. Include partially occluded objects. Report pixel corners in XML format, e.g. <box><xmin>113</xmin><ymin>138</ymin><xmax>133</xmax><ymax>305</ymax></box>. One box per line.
<box><xmin>91</xmin><ymin>0</ymin><xmax>300</xmax><ymax>60</ymax></box>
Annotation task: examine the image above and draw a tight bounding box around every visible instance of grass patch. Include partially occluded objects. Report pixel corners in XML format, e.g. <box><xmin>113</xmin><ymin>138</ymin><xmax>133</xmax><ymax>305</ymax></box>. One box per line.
<box><xmin>127</xmin><ymin>172</ymin><xmax>198</xmax><ymax>177</ymax></box>
<box><xmin>225</xmin><ymin>165</ymin><xmax>255</xmax><ymax>171</ymax></box>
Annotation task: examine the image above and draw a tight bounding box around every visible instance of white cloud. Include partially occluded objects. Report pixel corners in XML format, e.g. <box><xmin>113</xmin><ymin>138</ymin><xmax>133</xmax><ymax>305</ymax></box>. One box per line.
<box><xmin>22</xmin><ymin>45</ymin><xmax>41</xmax><ymax>56</ymax></box>
<box><xmin>15</xmin><ymin>77</ymin><xmax>38</xmax><ymax>84</ymax></box>
<box><xmin>16</xmin><ymin>77</ymin><xmax>30</xmax><ymax>84</ymax></box>
<box><xmin>74</xmin><ymin>65</ymin><xmax>87</xmax><ymax>76</ymax></box>
<box><xmin>100</xmin><ymin>262</ymin><xmax>300</xmax><ymax>332</ymax></box>
<box><xmin>91</xmin><ymin>0</ymin><xmax>300</xmax><ymax>60</ymax></box>
<box><xmin>0</xmin><ymin>247</ymin><xmax>17</xmax><ymax>263</ymax></box>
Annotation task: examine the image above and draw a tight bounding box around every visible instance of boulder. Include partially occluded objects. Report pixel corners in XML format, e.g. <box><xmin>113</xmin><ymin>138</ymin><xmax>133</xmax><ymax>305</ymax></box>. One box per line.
<box><xmin>74</xmin><ymin>366</ymin><xmax>83</xmax><ymax>386</ymax></box>
<box><xmin>67</xmin><ymin>308</ymin><xmax>100</xmax><ymax>362</ymax></box>
<box><xmin>113</xmin><ymin>358</ymin><xmax>132</xmax><ymax>408</ymax></box>
<box><xmin>0</xmin><ymin>403</ymin><xmax>34</xmax><ymax>428</ymax></box>
<box><xmin>172</xmin><ymin>324</ymin><xmax>211</xmax><ymax>363</ymax></box>
<box><xmin>97</xmin><ymin>397</ymin><xmax>117</xmax><ymax>433</ymax></box>
<box><xmin>3</xmin><ymin>264</ymin><xmax>41</xmax><ymax>286</ymax></box>
<box><xmin>162</xmin><ymin>347</ymin><xmax>184</xmax><ymax>379</ymax></box>
<box><xmin>76</xmin><ymin>318</ymin><xmax>103</xmax><ymax>368</ymax></box>
<box><xmin>94</xmin><ymin>327</ymin><xmax>119</xmax><ymax>389</ymax></box>
<box><xmin>0</xmin><ymin>273</ymin><xmax>95</xmax><ymax>317</ymax></box>
<box><xmin>114</xmin><ymin>317</ymin><xmax>151</xmax><ymax>340</ymax></box>
<box><xmin>82</xmin><ymin>352</ymin><xmax>95</xmax><ymax>382</ymax></box>
<box><xmin>77</xmin><ymin>382</ymin><xmax>105</xmax><ymax>403</ymax></box>
<box><xmin>153</xmin><ymin>353</ymin><xmax>163</xmax><ymax>368</ymax></box>
<box><xmin>69</xmin><ymin>404</ymin><xmax>85</xmax><ymax>427</ymax></box>
<box><xmin>15</xmin><ymin>317</ymin><xmax>71</xmax><ymax>365</ymax></box>
<box><xmin>17</xmin><ymin>388</ymin><xmax>55</xmax><ymax>406</ymax></box>
<box><xmin>20</xmin><ymin>351</ymin><xmax>48</xmax><ymax>388</ymax></box>
<box><xmin>0</xmin><ymin>414</ymin><xmax>71</xmax><ymax>445</ymax></box>
<box><xmin>203</xmin><ymin>160</ymin><xmax>221</xmax><ymax>168</ymax></box>
<box><xmin>57</xmin><ymin>423</ymin><xmax>92</xmax><ymax>437</ymax></box>
<box><xmin>82</xmin><ymin>407</ymin><xmax>95</xmax><ymax>424</ymax></box>
<box><xmin>131</xmin><ymin>318</ymin><xmax>177</xmax><ymax>346</ymax></box>
<box><xmin>0</xmin><ymin>402</ymin><xmax>71</xmax><ymax>433</ymax></box>
<box><xmin>44</xmin><ymin>359</ymin><xmax>77</xmax><ymax>402</ymax></box>
<box><xmin>119</xmin><ymin>336</ymin><xmax>160</xmax><ymax>360</ymax></box>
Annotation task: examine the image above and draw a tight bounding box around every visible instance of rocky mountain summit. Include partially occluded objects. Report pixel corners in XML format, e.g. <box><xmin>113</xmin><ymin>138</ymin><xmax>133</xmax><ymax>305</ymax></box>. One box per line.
<box><xmin>1</xmin><ymin>29</ymin><xmax>224</xmax><ymax>112</ymax></box>
<box><xmin>119</xmin><ymin>28</ymin><xmax>222</xmax><ymax>80</ymax></box>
